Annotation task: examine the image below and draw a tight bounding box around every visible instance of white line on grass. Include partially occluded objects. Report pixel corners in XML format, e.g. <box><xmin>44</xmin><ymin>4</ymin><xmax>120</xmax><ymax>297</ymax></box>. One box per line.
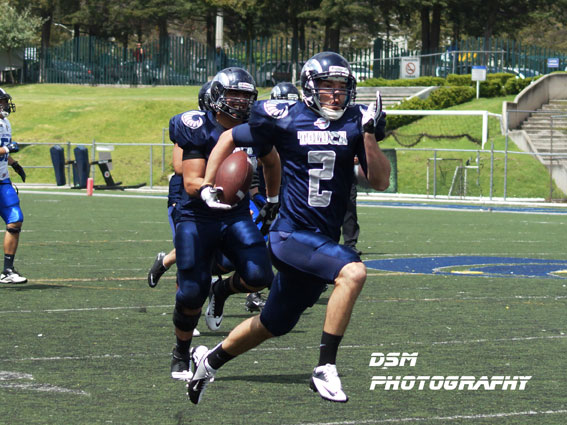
<box><xmin>0</xmin><ymin>304</ymin><xmax>173</xmax><ymax>314</ymax></box>
<box><xmin>0</xmin><ymin>382</ymin><xmax>89</xmax><ymax>395</ymax></box>
<box><xmin>0</xmin><ymin>370</ymin><xmax>90</xmax><ymax>396</ymax></box>
<box><xmin>2</xmin><ymin>335</ymin><xmax>565</xmax><ymax>363</ymax></box>
<box><xmin>291</xmin><ymin>409</ymin><xmax>567</xmax><ymax>425</ymax></box>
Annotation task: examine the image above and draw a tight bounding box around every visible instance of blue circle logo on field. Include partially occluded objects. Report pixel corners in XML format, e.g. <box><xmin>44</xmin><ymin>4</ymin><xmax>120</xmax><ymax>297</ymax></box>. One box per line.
<box><xmin>365</xmin><ymin>256</ymin><xmax>567</xmax><ymax>279</ymax></box>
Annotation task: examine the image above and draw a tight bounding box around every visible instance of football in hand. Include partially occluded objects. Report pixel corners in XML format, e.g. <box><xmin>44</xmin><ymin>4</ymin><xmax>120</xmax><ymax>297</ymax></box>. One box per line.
<box><xmin>215</xmin><ymin>150</ymin><xmax>254</xmax><ymax>205</ymax></box>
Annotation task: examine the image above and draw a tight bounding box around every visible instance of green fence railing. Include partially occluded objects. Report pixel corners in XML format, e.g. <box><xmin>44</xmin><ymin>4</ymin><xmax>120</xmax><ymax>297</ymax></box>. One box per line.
<box><xmin>20</xmin><ymin>35</ymin><xmax>567</xmax><ymax>87</ymax></box>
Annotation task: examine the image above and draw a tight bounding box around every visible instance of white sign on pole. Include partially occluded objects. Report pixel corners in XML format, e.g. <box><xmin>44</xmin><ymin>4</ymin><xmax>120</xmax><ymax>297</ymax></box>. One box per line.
<box><xmin>400</xmin><ymin>57</ymin><xmax>420</xmax><ymax>79</ymax></box>
<box><xmin>471</xmin><ymin>66</ymin><xmax>487</xmax><ymax>81</ymax></box>
<box><xmin>471</xmin><ymin>66</ymin><xmax>487</xmax><ymax>99</ymax></box>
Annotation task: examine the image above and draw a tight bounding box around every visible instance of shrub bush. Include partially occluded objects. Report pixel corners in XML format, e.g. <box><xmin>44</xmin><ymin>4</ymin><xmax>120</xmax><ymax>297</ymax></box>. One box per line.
<box><xmin>385</xmin><ymin>87</ymin><xmax>475</xmax><ymax>131</ymax></box>
<box><xmin>359</xmin><ymin>76</ymin><xmax>446</xmax><ymax>87</ymax></box>
<box><xmin>503</xmin><ymin>76</ymin><xmax>542</xmax><ymax>95</ymax></box>
<box><xmin>426</xmin><ymin>86</ymin><xmax>476</xmax><ymax>109</ymax></box>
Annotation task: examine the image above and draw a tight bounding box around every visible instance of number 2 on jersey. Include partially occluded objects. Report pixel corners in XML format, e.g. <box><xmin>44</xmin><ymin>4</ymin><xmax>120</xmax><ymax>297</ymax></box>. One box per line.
<box><xmin>308</xmin><ymin>150</ymin><xmax>335</xmax><ymax>207</ymax></box>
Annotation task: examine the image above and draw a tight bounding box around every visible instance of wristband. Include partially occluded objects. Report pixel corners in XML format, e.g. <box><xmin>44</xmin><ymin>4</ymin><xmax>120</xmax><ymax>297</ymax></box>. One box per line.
<box><xmin>267</xmin><ymin>195</ymin><xmax>279</xmax><ymax>203</ymax></box>
<box><xmin>198</xmin><ymin>184</ymin><xmax>213</xmax><ymax>194</ymax></box>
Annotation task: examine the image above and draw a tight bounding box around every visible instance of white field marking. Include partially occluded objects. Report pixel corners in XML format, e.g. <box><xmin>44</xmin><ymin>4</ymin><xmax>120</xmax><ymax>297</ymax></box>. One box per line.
<box><xmin>0</xmin><ymin>371</ymin><xmax>34</xmax><ymax>380</ymax></box>
<box><xmin>2</xmin><ymin>290</ymin><xmax>565</xmax><ymax>316</ymax></box>
<box><xmin>358</xmin><ymin>203</ymin><xmax>567</xmax><ymax>216</ymax></box>
<box><xmin>0</xmin><ymin>382</ymin><xmax>89</xmax><ymax>395</ymax></box>
<box><xmin>359</xmin><ymin>295</ymin><xmax>567</xmax><ymax>303</ymax></box>
<box><xmin>291</xmin><ymin>409</ymin><xmax>567</xmax><ymax>425</ymax></box>
<box><xmin>2</xmin><ymin>334</ymin><xmax>565</xmax><ymax>363</ymax></box>
<box><xmin>21</xmin><ymin>190</ymin><xmax>166</xmax><ymax>201</ymax></box>
<box><xmin>253</xmin><ymin>334</ymin><xmax>567</xmax><ymax>352</ymax></box>
<box><xmin>0</xmin><ymin>304</ymin><xmax>173</xmax><ymax>314</ymax></box>
<box><xmin>0</xmin><ymin>370</ymin><xmax>90</xmax><ymax>395</ymax></box>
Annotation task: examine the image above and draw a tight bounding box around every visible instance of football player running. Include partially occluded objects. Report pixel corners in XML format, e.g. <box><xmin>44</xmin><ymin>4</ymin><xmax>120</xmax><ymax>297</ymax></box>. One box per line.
<box><xmin>0</xmin><ymin>88</ymin><xmax>27</xmax><ymax>284</ymax></box>
<box><xmin>167</xmin><ymin>68</ymin><xmax>280</xmax><ymax>381</ymax></box>
<box><xmin>148</xmin><ymin>81</ymin><xmax>213</xmax><ymax>291</ymax></box>
<box><xmin>188</xmin><ymin>52</ymin><xmax>390</xmax><ymax>403</ymax></box>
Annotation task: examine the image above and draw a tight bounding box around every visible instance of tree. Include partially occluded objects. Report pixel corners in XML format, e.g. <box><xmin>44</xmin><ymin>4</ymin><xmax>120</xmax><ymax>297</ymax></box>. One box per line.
<box><xmin>0</xmin><ymin>1</ymin><xmax>43</xmax><ymax>83</ymax></box>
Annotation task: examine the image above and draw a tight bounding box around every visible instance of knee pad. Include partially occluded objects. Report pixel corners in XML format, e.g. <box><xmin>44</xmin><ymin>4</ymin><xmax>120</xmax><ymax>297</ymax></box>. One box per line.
<box><xmin>6</xmin><ymin>226</ymin><xmax>21</xmax><ymax>234</ymax></box>
<box><xmin>172</xmin><ymin>303</ymin><xmax>200</xmax><ymax>332</ymax></box>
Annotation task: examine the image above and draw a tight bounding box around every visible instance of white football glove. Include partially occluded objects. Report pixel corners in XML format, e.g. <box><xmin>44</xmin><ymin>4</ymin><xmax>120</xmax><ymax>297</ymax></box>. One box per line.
<box><xmin>361</xmin><ymin>90</ymin><xmax>383</xmax><ymax>134</ymax></box>
<box><xmin>199</xmin><ymin>185</ymin><xmax>232</xmax><ymax>210</ymax></box>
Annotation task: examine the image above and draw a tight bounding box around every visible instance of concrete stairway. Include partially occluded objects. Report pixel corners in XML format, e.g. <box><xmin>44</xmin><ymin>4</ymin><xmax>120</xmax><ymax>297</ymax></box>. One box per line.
<box><xmin>355</xmin><ymin>86</ymin><xmax>438</xmax><ymax>108</ymax></box>
<box><xmin>520</xmin><ymin>100</ymin><xmax>567</xmax><ymax>165</ymax></box>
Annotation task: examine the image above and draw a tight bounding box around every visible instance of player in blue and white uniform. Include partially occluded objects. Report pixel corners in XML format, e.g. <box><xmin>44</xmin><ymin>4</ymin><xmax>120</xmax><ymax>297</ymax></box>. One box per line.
<box><xmin>188</xmin><ymin>52</ymin><xmax>391</xmax><ymax>403</ymax></box>
<box><xmin>0</xmin><ymin>88</ymin><xmax>27</xmax><ymax>284</ymax></box>
<box><xmin>167</xmin><ymin>68</ymin><xmax>280</xmax><ymax>381</ymax></box>
<box><xmin>147</xmin><ymin>81</ymin><xmax>214</xmax><ymax>291</ymax></box>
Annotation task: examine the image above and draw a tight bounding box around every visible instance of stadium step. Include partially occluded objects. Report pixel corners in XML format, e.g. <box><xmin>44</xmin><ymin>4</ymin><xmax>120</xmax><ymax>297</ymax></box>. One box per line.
<box><xmin>355</xmin><ymin>86</ymin><xmax>438</xmax><ymax>108</ymax></box>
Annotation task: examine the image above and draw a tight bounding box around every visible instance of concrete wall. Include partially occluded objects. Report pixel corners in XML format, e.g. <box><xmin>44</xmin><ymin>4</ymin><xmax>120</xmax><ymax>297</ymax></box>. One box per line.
<box><xmin>503</xmin><ymin>73</ymin><xmax>567</xmax><ymax>130</ymax></box>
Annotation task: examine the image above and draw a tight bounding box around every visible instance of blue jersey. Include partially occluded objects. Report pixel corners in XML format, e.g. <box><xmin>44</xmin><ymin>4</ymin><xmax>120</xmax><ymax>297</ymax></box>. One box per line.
<box><xmin>233</xmin><ymin>100</ymin><xmax>369</xmax><ymax>241</ymax></box>
<box><xmin>167</xmin><ymin>173</ymin><xmax>183</xmax><ymax>208</ymax></box>
<box><xmin>169</xmin><ymin>109</ymin><xmax>270</xmax><ymax>221</ymax></box>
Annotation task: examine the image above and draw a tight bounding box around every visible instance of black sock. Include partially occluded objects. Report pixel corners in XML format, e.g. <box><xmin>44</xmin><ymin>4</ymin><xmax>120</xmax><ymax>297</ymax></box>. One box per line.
<box><xmin>175</xmin><ymin>337</ymin><xmax>192</xmax><ymax>358</ymax></box>
<box><xmin>207</xmin><ymin>343</ymin><xmax>236</xmax><ymax>370</ymax></box>
<box><xmin>318</xmin><ymin>331</ymin><xmax>343</xmax><ymax>366</ymax></box>
<box><xmin>4</xmin><ymin>254</ymin><xmax>14</xmax><ymax>271</ymax></box>
<box><xmin>213</xmin><ymin>275</ymin><xmax>236</xmax><ymax>299</ymax></box>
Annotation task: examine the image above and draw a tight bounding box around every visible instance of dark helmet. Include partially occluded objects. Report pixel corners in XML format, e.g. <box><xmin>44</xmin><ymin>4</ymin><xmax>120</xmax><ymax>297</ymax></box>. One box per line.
<box><xmin>210</xmin><ymin>67</ymin><xmax>258</xmax><ymax>121</ymax></box>
<box><xmin>0</xmin><ymin>88</ymin><xmax>15</xmax><ymax>118</ymax></box>
<box><xmin>198</xmin><ymin>81</ymin><xmax>213</xmax><ymax>111</ymax></box>
<box><xmin>300</xmin><ymin>52</ymin><xmax>356</xmax><ymax>120</ymax></box>
<box><xmin>270</xmin><ymin>82</ymin><xmax>300</xmax><ymax>101</ymax></box>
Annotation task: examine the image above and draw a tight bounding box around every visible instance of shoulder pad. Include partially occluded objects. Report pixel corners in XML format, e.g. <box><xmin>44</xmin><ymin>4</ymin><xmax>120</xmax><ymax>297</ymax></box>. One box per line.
<box><xmin>180</xmin><ymin>110</ymin><xmax>207</xmax><ymax>129</ymax></box>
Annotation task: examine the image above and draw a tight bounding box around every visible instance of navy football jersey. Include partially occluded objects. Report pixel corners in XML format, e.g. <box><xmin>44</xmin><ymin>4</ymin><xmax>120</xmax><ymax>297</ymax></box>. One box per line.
<box><xmin>232</xmin><ymin>100</ymin><xmax>370</xmax><ymax>241</ymax></box>
<box><xmin>169</xmin><ymin>109</ymin><xmax>270</xmax><ymax>221</ymax></box>
<box><xmin>167</xmin><ymin>173</ymin><xmax>183</xmax><ymax>207</ymax></box>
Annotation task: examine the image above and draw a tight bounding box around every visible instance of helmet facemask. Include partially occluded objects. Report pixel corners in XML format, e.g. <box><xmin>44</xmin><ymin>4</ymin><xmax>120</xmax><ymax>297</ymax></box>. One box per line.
<box><xmin>300</xmin><ymin>52</ymin><xmax>356</xmax><ymax>121</ymax></box>
<box><xmin>212</xmin><ymin>86</ymin><xmax>257</xmax><ymax>121</ymax></box>
<box><xmin>0</xmin><ymin>93</ymin><xmax>15</xmax><ymax>118</ymax></box>
<box><xmin>309</xmin><ymin>76</ymin><xmax>354</xmax><ymax>121</ymax></box>
<box><xmin>210</xmin><ymin>68</ymin><xmax>258</xmax><ymax>121</ymax></box>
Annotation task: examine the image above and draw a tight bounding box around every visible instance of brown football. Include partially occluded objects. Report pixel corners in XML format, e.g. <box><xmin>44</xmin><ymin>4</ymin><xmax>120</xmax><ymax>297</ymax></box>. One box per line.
<box><xmin>215</xmin><ymin>150</ymin><xmax>254</xmax><ymax>205</ymax></box>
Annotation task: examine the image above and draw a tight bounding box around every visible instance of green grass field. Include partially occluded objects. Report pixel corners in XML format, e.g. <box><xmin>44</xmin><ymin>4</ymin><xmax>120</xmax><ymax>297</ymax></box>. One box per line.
<box><xmin>0</xmin><ymin>191</ymin><xmax>565</xmax><ymax>424</ymax></box>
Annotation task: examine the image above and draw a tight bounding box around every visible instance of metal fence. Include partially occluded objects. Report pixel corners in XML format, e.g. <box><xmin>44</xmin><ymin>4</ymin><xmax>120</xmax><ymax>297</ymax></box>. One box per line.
<box><xmin>17</xmin><ymin>35</ymin><xmax>567</xmax><ymax>87</ymax></box>
<box><xmin>18</xmin><ymin>139</ymin><xmax>565</xmax><ymax>201</ymax></box>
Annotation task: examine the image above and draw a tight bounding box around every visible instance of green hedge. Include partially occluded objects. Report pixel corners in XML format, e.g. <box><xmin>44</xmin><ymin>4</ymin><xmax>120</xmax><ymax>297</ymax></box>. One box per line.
<box><xmin>365</xmin><ymin>72</ymin><xmax>543</xmax><ymax>100</ymax></box>
<box><xmin>503</xmin><ymin>76</ymin><xmax>541</xmax><ymax>95</ymax></box>
<box><xmin>386</xmin><ymin>86</ymin><xmax>475</xmax><ymax>131</ymax></box>
<box><xmin>359</xmin><ymin>76</ymin><xmax>446</xmax><ymax>87</ymax></box>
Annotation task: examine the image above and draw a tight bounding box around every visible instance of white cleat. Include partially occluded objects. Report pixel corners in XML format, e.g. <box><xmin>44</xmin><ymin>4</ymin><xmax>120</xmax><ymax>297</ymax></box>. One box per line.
<box><xmin>309</xmin><ymin>364</ymin><xmax>349</xmax><ymax>403</ymax></box>
<box><xmin>187</xmin><ymin>357</ymin><xmax>217</xmax><ymax>404</ymax></box>
<box><xmin>204</xmin><ymin>281</ymin><xmax>224</xmax><ymax>331</ymax></box>
<box><xmin>189</xmin><ymin>345</ymin><xmax>209</xmax><ymax>377</ymax></box>
<box><xmin>170</xmin><ymin>348</ymin><xmax>192</xmax><ymax>381</ymax></box>
<box><xmin>0</xmin><ymin>268</ymin><xmax>27</xmax><ymax>284</ymax></box>
<box><xmin>192</xmin><ymin>328</ymin><xmax>201</xmax><ymax>337</ymax></box>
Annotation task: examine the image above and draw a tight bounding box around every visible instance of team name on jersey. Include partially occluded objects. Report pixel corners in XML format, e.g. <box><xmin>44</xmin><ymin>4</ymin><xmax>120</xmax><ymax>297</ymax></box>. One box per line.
<box><xmin>297</xmin><ymin>131</ymin><xmax>347</xmax><ymax>146</ymax></box>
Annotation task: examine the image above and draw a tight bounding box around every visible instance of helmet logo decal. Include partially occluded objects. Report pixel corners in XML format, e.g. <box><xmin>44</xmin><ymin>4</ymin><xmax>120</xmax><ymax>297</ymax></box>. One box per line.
<box><xmin>328</xmin><ymin>65</ymin><xmax>349</xmax><ymax>76</ymax></box>
<box><xmin>263</xmin><ymin>100</ymin><xmax>290</xmax><ymax>119</ymax></box>
<box><xmin>181</xmin><ymin>111</ymin><xmax>206</xmax><ymax>129</ymax></box>
<box><xmin>314</xmin><ymin>117</ymin><xmax>330</xmax><ymax>129</ymax></box>
<box><xmin>238</xmin><ymin>82</ymin><xmax>254</xmax><ymax>91</ymax></box>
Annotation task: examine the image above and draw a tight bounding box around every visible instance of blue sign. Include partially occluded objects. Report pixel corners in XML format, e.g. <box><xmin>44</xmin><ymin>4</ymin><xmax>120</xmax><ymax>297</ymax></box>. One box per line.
<box><xmin>547</xmin><ymin>57</ymin><xmax>560</xmax><ymax>68</ymax></box>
